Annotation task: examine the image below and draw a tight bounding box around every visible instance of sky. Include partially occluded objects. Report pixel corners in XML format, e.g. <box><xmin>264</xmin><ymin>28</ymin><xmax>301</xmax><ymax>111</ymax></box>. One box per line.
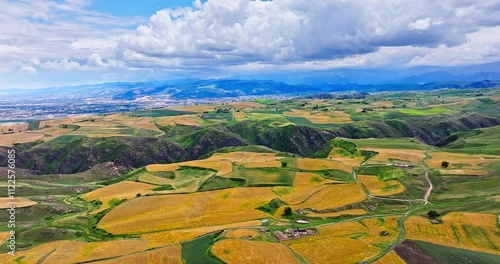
<box><xmin>0</xmin><ymin>0</ymin><xmax>499</xmax><ymax>89</ymax></box>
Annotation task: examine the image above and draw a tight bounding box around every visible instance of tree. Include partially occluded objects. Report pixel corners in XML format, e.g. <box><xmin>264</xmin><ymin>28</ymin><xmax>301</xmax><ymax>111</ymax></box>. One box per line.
<box><xmin>284</xmin><ymin>207</ymin><xmax>292</xmax><ymax>216</ymax></box>
<box><xmin>136</xmin><ymin>193</ymin><xmax>142</xmax><ymax>198</ymax></box>
<box><xmin>427</xmin><ymin>210</ymin><xmax>440</xmax><ymax>219</ymax></box>
<box><xmin>281</xmin><ymin>161</ymin><xmax>288</xmax><ymax>168</ymax></box>
<box><xmin>441</xmin><ymin>161</ymin><xmax>449</xmax><ymax>168</ymax></box>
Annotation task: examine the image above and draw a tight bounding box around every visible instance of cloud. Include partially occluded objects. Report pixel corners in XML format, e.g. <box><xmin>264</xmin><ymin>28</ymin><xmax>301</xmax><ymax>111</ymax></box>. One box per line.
<box><xmin>409</xmin><ymin>18</ymin><xmax>432</xmax><ymax>30</ymax></box>
<box><xmin>116</xmin><ymin>0</ymin><xmax>500</xmax><ymax>70</ymax></box>
<box><xmin>20</xmin><ymin>66</ymin><xmax>37</xmax><ymax>72</ymax></box>
<box><xmin>43</xmin><ymin>58</ymin><xmax>81</xmax><ymax>71</ymax></box>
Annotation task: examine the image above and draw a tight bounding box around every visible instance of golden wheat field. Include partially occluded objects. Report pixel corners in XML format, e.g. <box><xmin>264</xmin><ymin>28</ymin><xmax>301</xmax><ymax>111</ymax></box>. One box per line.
<box><xmin>99</xmin><ymin>187</ymin><xmax>277</xmax><ymax>234</ymax></box>
<box><xmin>360</xmin><ymin>148</ymin><xmax>426</xmax><ymax>164</ymax></box>
<box><xmin>280</xmin><ymin>185</ymin><xmax>330</xmax><ymax>205</ymax></box>
<box><xmin>357</xmin><ymin>175</ymin><xmax>406</xmax><ymax>196</ymax></box>
<box><xmin>284</xmin><ymin>109</ymin><xmax>352</xmax><ymax>124</ymax></box>
<box><xmin>209</xmin><ymin>151</ymin><xmax>281</xmax><ymax>164</ymax></box>
<box><xmin>0</xmin><ymin>131</ymin><xmax>45</xmax><ymax>147</ymax></box>
<box><xmin>141</xmin><ymin>220</ymin><xmax>262</xmax><ymax>247</ymax></box>
<box><xmin>0</xmin><ymin>240</ymin><xmax>152</xmax><ymax>264</ymax></box>
<box><xmin>295</xmin><ymin>158</ymin><xmax>352</xmax><ymax>173</ymax></box>
<box><xmin>292</xmin><ymin>172</ymin><xmax>338</xmax><ymax>187</ymax></box>
<box><xmin>103</xmin><ymin>115</ymin><xmax>162</xmax><ymax>132</ymax></box>
<box><xmin>373</xmin><ymin>251</ymin><xmax>405</xmax><ymax>264</ymax></box>
<box><xmin>137</xmin><ymin>173</ymin><xmax>172</xmax><ymax>185</ymax></box>
<box><xmin>225</xmin><ymin>228</ymin><xmax>261</xmax><ymax>239</ymax></box>
<box><xmin>327</xmin><ymin>152</ymin><xmax>364</xmax><ymax>167</ymax></box>
<box><xmin>0</xmin><ymin>240</ymin><xmax>65</xmax><ymax>264</ymax></box>
<box><xmin>291</xmin><ymin>183</ymin><xmax>367</xmax><ymax>211</ymax></box>
<box><xmin>212</xmin><ymin>239</ymin><xmax>300</xmax><ymax>264</ymax></box>
<box><xmin>306</xmin><ymin>209</ymin><xmax>367</xmax><ymax>219</ymax></box>
<box><xmin>0</xmin><ymin>232</ymin><xmax>10</xmax><ymax>242</ymax></box>
<box><xmin>82</xmin><ymin>181</ymin><xmax>156</xmax><ymax>202</ymax></box>
<box><xmin>370</xmin><ymin>101</ymin><xmax>394</xmax><ymax>108</ymax></box>
<box><xmin>0</xmin><ymin>197</ymin><xmax>37</xmax><ymax>209</ymax></box>
<box><xmin>286</xmin><ymin>216</ymin><xmax>399</xmax><ymax>264</ymax></box>
<box><xmin>425</xmin><ymin>152</ymin><xmax>497</xmax><ymax>175</ymax></box>
<box><xmin>171</xmin><ymin>104</ymin><xmax>218</xmax><ymax>113</ymax></box>
<box><xmin>405</xmin><ymin>212</ymin><xmax>500</xmax><ymax>254</ymax></box>
<box><xmin>243</xmin><ymin>160</ymin><xmax>282</xmax><ymax>168</ymax></box>
<box><xmin>156</xmin><ymin>115</ymin><xmax>204</xmax><ymax>127</ymax></box>
<box><xmin>97</xmin><ymin>245</ymin><xmax>182</xmax><ymax>264</ymax></box>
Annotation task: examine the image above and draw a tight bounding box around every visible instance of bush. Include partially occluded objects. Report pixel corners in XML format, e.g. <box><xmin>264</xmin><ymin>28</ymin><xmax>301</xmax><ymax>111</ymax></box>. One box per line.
<box><xmin>284</xmin><ymin>207</ymin><xmax>292</xmax><ymax>216</ymax></box>
<box><xmin>136</xmin><ymin>193</ymin><xmax>141</xmax><ymax>197</ymax></box>
<box><xmin>441</xmin><ymin>161</ymin><xmax>449</xmax><ymax>168</ymax></box>
<box><xmin>427</xmin><ymin>210</ymin><xmax>440</xmax><ymax>219</ymax></box>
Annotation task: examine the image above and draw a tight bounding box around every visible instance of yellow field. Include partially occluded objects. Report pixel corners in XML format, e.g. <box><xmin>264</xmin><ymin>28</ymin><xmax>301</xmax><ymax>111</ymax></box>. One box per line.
<box><xmin>358</xmin><ymin>175</ymin><xmax>406</xmax><ymax>196</ymax></box>
<box><xmin>225</xmin><ymin>228</ymin><xmax>261</xmax><ymax>239</ymax></box>
<box><xmin>156</xmin><ymin>115</ymin><xmax>204</xmax><ymax>127</ymax></box>
<box><xmin>0</xmin><ymin>197</ymin><xmax>36</xmax><ymax>209</ymax></box>
<box><xmin>146</xmin><ymin>164</ymin><xmax>179</xmax><ymax>172</ymax></box>
<box><xmin>147</xmin><ymin>160</ymin><xmax>233</xmax><ymax>175</ymax></box>
<box><xmin>293</xmin><ymin>172</ymin><xmax>332</xmax><ymax>187</ymax></box>
<box><xmin>0</xmin><ymin>232</ymin><xmax>10</xmax><ymax>242</ymax></box>
<box><xmin>370</xmin><ymin>101</ymin><xmax>394</xmax><ymax>107</ymax></box>
<box><xmin>284</xmin><ymin>109</ymin><xmax>352</xmax><ymax>124</ymax></box>
<box><xmin>138</xmin><ymin>173</ymin><xmax>171</xmax><ymax>185</ymax></box>
<box><xmin>438</xmin><ymin>169</ymin><xmax>488</xmax><ymax>175</ymax></box>
<box><xmin>296</xmin><ymin>158</ymin><xmax>352</xmax><ymax>173</ymax></box>
<box><xmin>212</xmin><ymin>239</ymin><xmax>300</xmax><ymax>264</ymax></box>
<box><xmin>142</xmin><ymin>220</ymin><xmax>262</xmax><ymax>247</ymax></box>
<box><xmin>0</xmin><ymin>239</ymin><xmax>152</xmax><ymax>264</ymax></box>
<box><xmin>307</xmin><ymin>209</ymin><xmax>367</xmax><ymax>219</ymax></box>
<box><xmin>243</xmin><ymin>160</ymin><xmax>282</xmax><ymax>168</ymax></box>
<box><xmin>327</xmin><ymin>149</ymin><xmax>365</xmax><ymax>167</ymax></box>
<box><xmin>281</xmin><ymin>185</ymin><xmax>329</xmax><ymax>205</ymax></box>
<box><xmin>232</xmin><ymin>111</ymin><xmax>247</xmax><ymax>121</ymax></box>
<box><xmin>405</xmin><ymin>212</ymin><xmax>500</xmax><ymax>254</ymax></box>
<box><xmin>47</xmin><ymin>240</ymin><xmax>151</xmax><ymax>263</ymax></box>
<box><xmin>210</xmin><ymin>151</ymin><xmax>281</xmax><ymax>164</ymax></box>
<box><xmin>0</xmin><ymin>131</ymin><xmax>45</xmax><ymax>146</ymax></box>
<box><xmin>0</xmin><ymin>122</ymin><xmax>28</xmax><ymax>134</ymax></box>
<box><xmin>102</xmin><ymin>114</ymin><xmax>162</xmax><ymax>132</ymax></box>
<box><xmin>360</xmin><ymin>148</ymin><xmax>426</xmax><ymax>164</ymax></box>
<box><xmin>99</xmin><ymin>187</ymin><xmax>277</xmax><ymax>234</ymax></box>
<box><xmin>171</xmin><ymin>104</ymin><xmax>218</xmax><ymax>113</ymax></box>
<box><xmin>426</xmin><ymin>152</ymin><xmax>497</xmax><ymax>175</ymax></box>
<box><xmin>373</xmin><ymin>251</ymin><xmax>405</xmax><ymax>264</ymax></box>
<box><xmin>98</xmin><ymin>245</ymin><xmax>181</xmax><ymax>264</ymax></box>
<box><xmin>230</xmin><ymin>102</ymin><xmax>266</xmax><ymax>109</ymax></box>
<box><xmin>82</xmin><ymin>181</ymin><xmax>156</xmax><ymax>202</ymax></box>
<box><xmin>286</xmin><ymin>217</ymin><xmax>399</xmax><ymax>264</ymax></box>
<box><xmin>0</xmin><ymin>240</ymin><xmax>66</xmax><ymax>264</ymax></box>
<box><xmin>291</xmin><ymin>183</ymin><xmax>367</xmax><ymax>211</ymax></box>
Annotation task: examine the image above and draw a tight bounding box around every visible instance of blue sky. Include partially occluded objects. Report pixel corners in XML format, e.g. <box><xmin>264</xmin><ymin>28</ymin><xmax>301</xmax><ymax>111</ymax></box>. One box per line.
<box><xmin>89</xmin><ymin>0</ymin><xmax>205</xmax><ymax>16</ymax></box>
<box><xmin>0</xmin><ymin>0</ymin><xmax>499</xmax><ymax>89</ymax></box>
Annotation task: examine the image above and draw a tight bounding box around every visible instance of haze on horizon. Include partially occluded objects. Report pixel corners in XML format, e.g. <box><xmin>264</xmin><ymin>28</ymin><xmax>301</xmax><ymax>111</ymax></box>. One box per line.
<box><xmin>1</xmin><ymin>0</ymin><xmax>499</xmax><ymax>89</ymax></box>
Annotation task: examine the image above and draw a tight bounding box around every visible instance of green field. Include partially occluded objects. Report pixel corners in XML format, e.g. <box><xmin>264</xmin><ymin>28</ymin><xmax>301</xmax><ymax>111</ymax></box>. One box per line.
<box><xmin>416</xmin><ymin>241</ymin><xmax>500</xmax><ymax>264</ymax></box>
<box><xmin>181</xmin><ymin>232</ymin><xmax>223</xmax><ymax>264</ymax></box>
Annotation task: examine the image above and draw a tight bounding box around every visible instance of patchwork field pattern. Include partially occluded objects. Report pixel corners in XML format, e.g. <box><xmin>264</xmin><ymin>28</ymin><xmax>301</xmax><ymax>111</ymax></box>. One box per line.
<box><xmin>99</xmin><ymin>187</ymin><xmax>277</xmax><ymax>234</ymax></box>
<box><xmin>286</xmin><ymin>216</ymin><xmax>400</xmax><ymax>263</ymax></box>
<box><xmin>211</xmin><ymin>239</ymin><xmax>300</xmax><ymax>264</ymax></box>
<box><xmin>405</xmin><ymin>212</ymin><xmax>500</xmax><ymax>255</ymax></box>
<box><xmin>358</xmin><ymin>175</ymin><xmax>406</xmax><ymax>196</ymax></box>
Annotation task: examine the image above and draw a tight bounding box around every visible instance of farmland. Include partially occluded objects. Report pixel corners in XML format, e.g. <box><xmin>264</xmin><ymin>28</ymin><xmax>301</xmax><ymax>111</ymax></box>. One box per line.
<box><xmin>1</xmin><ymin>88</ymin><xmax>499</xmax><ymax>263</ymax></box>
